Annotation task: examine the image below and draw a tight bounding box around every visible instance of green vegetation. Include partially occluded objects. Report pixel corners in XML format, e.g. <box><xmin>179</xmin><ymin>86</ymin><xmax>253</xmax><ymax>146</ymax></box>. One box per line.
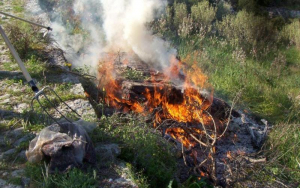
<box><xmin>122</xmin><ymin>68</ymin><xmax>147</xmax><ymax>81</ymax></box>
<box><xmin>25</xmin><ymin>163</ymin><xmax>97</xmax><ymax>188</ymax></box>
<box><xmin>11</xmin><ymin>0</ymin><xmax>25</xmax><ymax>13</ymax></box>
<box><xmin>150</xmin><ymin>0</ymin><xmax>300</xmax><ymax>186</ymax></box>
<box><xmin>1</xmin><ymin>0</ymin><xmax>300</xmax><ymax>187</ymax></box>
<box><xmin>91</xmin><ymin>114</ymin><xmax>177</xmax><ymax>187</ymax></box>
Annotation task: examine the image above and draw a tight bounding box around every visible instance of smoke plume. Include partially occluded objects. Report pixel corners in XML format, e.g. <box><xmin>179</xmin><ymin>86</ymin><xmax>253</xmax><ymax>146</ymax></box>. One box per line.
<box><xmin>35</xmin><ymin>0</ymin><xmax>177</xmax><ymax>74</ymax></box>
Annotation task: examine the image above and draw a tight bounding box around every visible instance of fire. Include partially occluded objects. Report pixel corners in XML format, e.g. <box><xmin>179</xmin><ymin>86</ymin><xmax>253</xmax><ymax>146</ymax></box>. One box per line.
<box><xmin>98</xmin><ymin>54</ymin><xmax>215</xmax><ymax>148</ymax></box>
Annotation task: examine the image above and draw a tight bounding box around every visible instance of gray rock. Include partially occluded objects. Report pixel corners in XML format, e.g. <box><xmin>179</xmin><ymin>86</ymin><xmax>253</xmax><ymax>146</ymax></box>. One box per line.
<box><xmin>70</xmin><ymin>83</ymin><xmax>84</xmax><ymax>95</ymax></box>
<box><xmin>95</xmin><ymin>144</ymin><xmax>121</xmax><ymax>162</ymax></box>
<box><xmin>0</xmin><ymin>98</ymin><xmax>10</xmax><ymax>105</ymax></box>
<box><xmin>0</xmin><ymin>149</ymin><xmax>16</xmax><ymax>160</ymax></box>
<box><xmin>8</xmin><ymin>128</ymin><xmax>24</xmax><ymax>138</ymax></box>
<box><xmin>2</xmin><ymin>172</ymin><xmax>9</xmax><ymax>177</ymax></box>
<box><xmin>13</xmin><ymin>103</ymin><xmax>29</xmax><ymax>113</ymax></box>
<box><xmin>3</xmin><ymin>184</ymin><xmax>22</xmax><ymax>188</ymax></box>
<box><xmin>22</xmin><ymin>177</ymin><xmax>30</xmax><ymax>187</ymax></box>
<box><xmin>14</xmin><ymin>134</ymin><xmax>33</xmax><ymax>147</ymax></box>
<box><xmin>0</xmin><ymin>94</ymin><xmax>11</xmax><ymax>100</ymax></box>
<box><xmin>17</xmin><ymin>151</ymin><xmax>27</xmax><ymax>161</ymax></box>
<box><xmin>11</xmin><ymin>169</ymin><xmax>24</xmax><ymax>178</ymax></box>
<box><xmin>0</xmin><ymin>178</ymin><xmax>7</xmax><ymax>186</ymax></box>
<box><xmin>61</xmin><ymin>74</ymin><xmax>79</xmax><ymax>84</ymax></box>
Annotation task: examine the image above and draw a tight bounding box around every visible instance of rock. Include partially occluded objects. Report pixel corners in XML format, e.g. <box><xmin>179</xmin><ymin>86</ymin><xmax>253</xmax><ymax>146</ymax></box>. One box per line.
<box><xmin>2</xmin><ymin>172</ymin><xmax>9</xmax><ymax>177</ymax></box>
<box><xmin>0</xmin><ymin>178</ymin><xmax>7</xmax><ymax>187</ymax></box>
<box><xmin>70</xmin><ymin>83</ymin><xmax>84</xmax><ymax>95</ymax></box>
<box><xmin>3</xmin><ymin>184</ymin><xmax>22</xmax><ymax>188</ymax></box>
<box><xmin>61</xmin><ymin>74</ymin><xmax>79</xmax><ymax>84</ymax></box>
<box><xmin>0</xmin><ymin>98</ymin><xmax>10</xmax><ymax>105</ymax></box>
<box><xmin>7</xmin><ymin>127</ymin><xmax>24</xmax><ymax>138</ymax></box>
<box><xmin>95</xmin><ymin>144</ymin><xmax>121</xmax><ymax>162</ymax></box>
<box><xmin>13</xmin><ymin>103</ymin><xmax>29</xmax><ymax>113</ymax></box>
<box><xmin>0</xmin><ymin>148</ymin><xmax>16</xmax><ymax>160</ymax></box>
<box><xmin>0</xmin><ymin>94</ymin><xmax>10</xmax><ymax>100</ymax></box>
<box><xmin>111</xmin><ymin>162</ymin><xmax>137</xmax><ymax>188</ymax></box>
<box><xmin>14</xmin><ymin>134</ymin><xmax>34</xmax><ymax>147</ymax></box>
<box><xmin>11</xmin><ymin>169</ymin><xmax>24</xmax><ymax>178</ymax></box>
<box><xmin>17</xmin><ymin>151</ymin><xmax>27</xmax><ymax>161</ymax></box>
<box><xmin>21</xmin><ymin>177</ymin><xmax>30</xmax><ymax>187</ymax></box>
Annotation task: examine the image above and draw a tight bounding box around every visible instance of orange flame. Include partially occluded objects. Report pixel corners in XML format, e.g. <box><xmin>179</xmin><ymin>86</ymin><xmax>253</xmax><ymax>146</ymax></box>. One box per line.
<box><xmin>98</xmin><ymin>54</ymin><xmax>215</xmax><ymax>148</ymax></box>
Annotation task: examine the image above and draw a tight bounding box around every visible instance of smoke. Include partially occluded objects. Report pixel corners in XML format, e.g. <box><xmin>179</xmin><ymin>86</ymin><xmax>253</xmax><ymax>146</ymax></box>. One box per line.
<box><xmin>36</xmin><ymin>0</ymin><xmax>177</xmax><ymax>74</ymax></box>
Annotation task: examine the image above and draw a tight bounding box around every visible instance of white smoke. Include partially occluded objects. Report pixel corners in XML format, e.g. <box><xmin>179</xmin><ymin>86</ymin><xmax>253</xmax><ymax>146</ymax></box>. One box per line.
<box><xmin>45</xmin><ymin>0</ymin><xmax>176</xmax><ymax>73</ymax></box>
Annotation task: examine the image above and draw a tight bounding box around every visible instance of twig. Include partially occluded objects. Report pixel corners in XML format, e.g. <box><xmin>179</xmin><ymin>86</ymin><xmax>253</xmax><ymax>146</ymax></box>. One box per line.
<box><xmin>242</xmin><ymin>156</ymin><xmax>266</xmax><ymax>163</ymax></box>
<box><xmin>218</xmin><ymin>91</ymin><xmax>242</xmax><ymax>139</ymax></box>
<box><xmin>274</xmin><ymin>179</ymin><xmax>289</xmax><ymax>188</ymax></box>
<box><xmin>182</xmin><ymin>142</ymin><xmax>188</xmax><ymax>166</ymax></box>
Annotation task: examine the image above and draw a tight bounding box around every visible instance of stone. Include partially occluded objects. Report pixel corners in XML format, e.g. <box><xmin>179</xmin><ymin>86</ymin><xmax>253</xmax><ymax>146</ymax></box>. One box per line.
<box><xmin>22</xmin><ymin>177</ymin><xmax>30</xmax><ymax>187</ymax></box>
<box><xmin>7</xmin><ymin>127</ymin><xmax>24</xmax><ymax>138</ymax></box>
<box><xmin>13</xmin><ymin>103</ymin><xmax>29</xmax><ymax>113</ymax></box>
<box><xmin>2</xmin><ymin>172</ymin><xmax>8</xmax><ymax>177</ymax></box>
<box><xmin>0</xmin><ymin>178</ymin><xmax>7</xmax><ymax>187</ymax></box>
<box><xmin>0</xmin><ymin>149</ymin><xmax>16</xmax><ymax>160</ymax></box>
<box><xmin>95</xmin><ymin>144</ymin><xmax>121</xmax><ymax>162</ymax></box>
<box><xmin>17</xmin><ymin>151</ymin><xmax>27</xmax><ymax>161</ymax></box>
<box><xmin>70</xmin><ymin>83</ymin><xmax>84</xmax><ymax>95</ymax></box>
<box><xmin>11</xmin><ymin>169</ymin><xmax>24</xmax><ymax>178</ymax></box>
<box><xmin>3</xmin><ymin>184</ymin><xmax>22</xmax><ymax>188</ymax></box>
<box><xmin>0</xmin><ymin>98</ymin><xmax>10</xmax><ymax>105</ymax></box>
<box><xmin>0</xmin><ymin>94</ymin><xmax>10</xmax><ymax>100</ymax></box>
<box><xmin>14</xmin><ymin>134</ymin><xmax>34</xmax><ymax>147</ymax></box>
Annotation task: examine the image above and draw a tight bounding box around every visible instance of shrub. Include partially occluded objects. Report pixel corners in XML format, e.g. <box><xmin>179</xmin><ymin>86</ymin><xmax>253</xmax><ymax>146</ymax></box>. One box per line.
<box><xmin>281</xmin><ymin>19</ymin><xmax>300</xmax><ymax>49</ymax></box>
<box><xmin>191</xmin><ymin>0</ymin><xmax>216</xmax><ymax>38</ymax></box>
<box><xmin>173</xmin><ymin>2</ymin><xmax>188</xmax><ymax>29</ymax></box>
<box><xmin>191</xmin><ymin>1</ymin><xmax>216</xmax><ymax>30</ymax></box>
<box><xmin>5</xmin><ymin>21</ymin><xmax>50</xmax><ymax>60</ymax></box>
<box><xmin>216</xmin><ymin>0</ymin><xmax>233</xmax><ymax>20</ymax></box>
<box><xmin>238</xmin><ymin>0</ymin><xmax>258</xmax><ymax>12</ymax></box>
<box><xmin>178</xmin><ymin>15</ymin><xmax>194</xmax><ymax>38</ymax></box>
<box><xmin>216</xmin><ymin>10</ymin><xmax>274</xmax><ymax>50</ymax></box>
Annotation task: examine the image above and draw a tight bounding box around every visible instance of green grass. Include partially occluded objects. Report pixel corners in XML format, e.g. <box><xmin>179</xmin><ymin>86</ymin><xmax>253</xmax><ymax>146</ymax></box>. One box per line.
<box><xmin>175</xmin><ymin>36</ymin><xmax>300</xmax><ymax>123</ymax></box>
<box><xmin>11</xmin><ymin>0</ymin><xmax>25</xmax><ymax>13</ymax></box>
<box><xmin>91</xmin><ymin>114</ymin><xmax>177</xmax><ymax>188</ymax></box>
<box><xmin>25</xmin><ymin>163</ymin><xmax>98</xmax><ymax>188</ymax></box>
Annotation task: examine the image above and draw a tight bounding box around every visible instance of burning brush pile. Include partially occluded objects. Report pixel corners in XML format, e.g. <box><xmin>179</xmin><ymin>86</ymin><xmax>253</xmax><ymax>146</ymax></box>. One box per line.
<box><xmin>95</xmin><ymin>53</ymin><xmax>267</xmax><ymax>186</ymax></box>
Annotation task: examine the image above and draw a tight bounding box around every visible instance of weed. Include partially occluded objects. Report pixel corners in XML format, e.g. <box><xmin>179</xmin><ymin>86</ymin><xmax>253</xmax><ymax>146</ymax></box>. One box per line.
<box><xmin>4</xmin><ymin>20</ymin><xmax>50</xmax><ymax>60</ymax></box>
<box><xmin>92</xmin><ymin>114</ymin><xmax>177</xmax><ymax>188</ymax></box>
<box><xmin>281</xmin><ymin>19</ymin><xmax>300</xmax><ymax>50</ymax></box>
<box><xmin>174</xmin><ymin>2</ymin><xmax>188</xmax><ymax>29</ymax></box>
<box><xmin>191</xmin><ymin>1</ymin><xmax>216</xmax><ymax>34</ymax></box>
<box><xmin>8</xmin><ymin>177</ymin><xmax>22</xmax><ymax>185</ymax></box>
<box><xmin>25</xmin><ymin>163</ymin><xmax>98</xmax><ymax>188</ymax></box>
<box><xmin>12</xmin><ymin>0</ymin><xmax>25</xmax><ymax>13</ymax></box>
<box><xmin>122</xmin><ymin>68</ymin><xmax>146</xmax><ymax>81</ymax></box>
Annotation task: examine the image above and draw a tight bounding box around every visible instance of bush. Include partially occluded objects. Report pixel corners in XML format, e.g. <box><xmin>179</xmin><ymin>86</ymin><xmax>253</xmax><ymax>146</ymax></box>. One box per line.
<box><xmin>5</xmin><ymin>21</ymin><xmax>50</xmax><ymax>60</ymax></box>
<box><xmin>174</xmin><ymin>2</ymin><xmax>188</xmax><ymax>29</ymax></box>
<box><xmin>281</xmin><ymin>19</ymin><xmax>300</xmax><ymax>49</ymax></box>
<box><xmin>191</xmin><ymin>0</ymin><xmax>216</xmax><ymax>35</ymax></box>
<box><xmin>178</xmin><ymin>15</ymin><xmax>194</xmax><ymax>38</ymax></box>
<box><xmin>238</xmin><ymin>0</ymin><xmax>258</xmax><ymax>12</ymax></box>
<box><xmin>216</xmin><ymin>10</ymin><xmax>274</xmax><ymax>50</ymax></box>
<box><xmin>216</xmin><ymin>0</ymin><xmax>233</xmax><ymax>20</ymax></box>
